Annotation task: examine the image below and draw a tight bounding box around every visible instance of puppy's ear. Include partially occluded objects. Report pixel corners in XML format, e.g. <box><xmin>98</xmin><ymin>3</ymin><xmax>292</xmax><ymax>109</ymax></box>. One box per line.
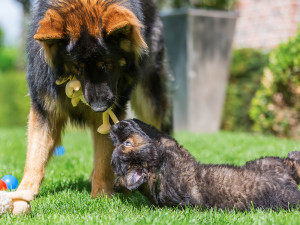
<box><xmin>33</xmin><ymin>9</ymin><xmax>65</xmax><ymax>66</ymax></box>
<box><xmin>124</xmin><ymin>168</ymin><xmax>148</xmax><ymax>191</ymax></box>
<box><xmin>34</xmin><ymin>9</ymin><xmax>64</xmax><ymax>41</ymax></box>
<box><xmin>102</xmin><ymin>5</ymin><xmax>148</xmax><ymax>55</ymax></box>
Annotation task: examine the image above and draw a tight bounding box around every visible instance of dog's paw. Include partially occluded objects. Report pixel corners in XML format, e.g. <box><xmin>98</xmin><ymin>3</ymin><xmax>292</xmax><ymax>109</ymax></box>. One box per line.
<box><xmin>12</xmin><ymin>200</ymin><xmax>31</xmax><ymax>215</ymax></box>
<box><xmin>91</xmin><ymin>188</ymin><xmax>114</xmax><ymax>198</ymax></box>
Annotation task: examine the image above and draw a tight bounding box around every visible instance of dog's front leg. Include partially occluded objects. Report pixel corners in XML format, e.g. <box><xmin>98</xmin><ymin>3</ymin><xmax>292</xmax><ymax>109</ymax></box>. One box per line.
<box><xmin>90</xmin><ymin>123</ymin><xmax>115</xmax><ymax>197</ymax></box>
<box><xmin>13</xmin><ymin>106</ymin><xmax>62</xmax><ymax>214</ymax></box>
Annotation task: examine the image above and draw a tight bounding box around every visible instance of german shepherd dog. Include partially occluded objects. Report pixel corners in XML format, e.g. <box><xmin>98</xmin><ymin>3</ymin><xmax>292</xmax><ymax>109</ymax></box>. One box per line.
<box><xmin>15</xmin><ymin>0</ymin><xmax>171</xmax><ymax>214</ymax></box>
<box><xmin>111</xmin><ymin>119</ymin><xmax>300</xmax><ymax>210</ymax></box>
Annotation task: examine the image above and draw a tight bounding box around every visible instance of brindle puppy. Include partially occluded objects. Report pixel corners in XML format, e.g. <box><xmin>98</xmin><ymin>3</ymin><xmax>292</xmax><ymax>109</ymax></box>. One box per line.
<box><xmin>110</xmin><ymin>119</ymin><xmax>300</xmax><ymax>210</ymax></box>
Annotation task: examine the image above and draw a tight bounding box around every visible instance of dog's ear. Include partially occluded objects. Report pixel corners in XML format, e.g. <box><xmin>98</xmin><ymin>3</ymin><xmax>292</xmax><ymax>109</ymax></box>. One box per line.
<box><xmin>102</xmin><ymin>5</ymin><xmax>148</xmax><ymax>54</ymax></box>
<box><xmin>33</xmin><ymin>9</ymin><xmax>65</xmax><ymax>66</ymax></box>
<box><xmin>34</xmin><ymin>9</ymin><xmax>64</xmax><ymax>41</ymax></box>
<box><xmin>124</xmin><ymin>168</ymin><xmax>148</xmax><ymax>191</ymax></box>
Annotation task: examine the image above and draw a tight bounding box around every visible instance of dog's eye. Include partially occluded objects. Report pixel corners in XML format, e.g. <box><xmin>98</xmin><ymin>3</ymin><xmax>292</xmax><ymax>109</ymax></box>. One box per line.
<box><xmin>97</xmin><ymin>61</ymin><xmax>104</xmax><ymax>68</ymax></box>
<box><xmin>124</xmin><ymin>141</ymin><xmax>132</xmax><ymax>147</ymax></box>
<box><xmin>97</xmin><ymin>61</ymin><xmax>112</xmax><ymax>71</ymax></box>
<box><xmin>71</xmin><ymin>65</ymin><xmax>79</xmax><ymax>73</ymax></box>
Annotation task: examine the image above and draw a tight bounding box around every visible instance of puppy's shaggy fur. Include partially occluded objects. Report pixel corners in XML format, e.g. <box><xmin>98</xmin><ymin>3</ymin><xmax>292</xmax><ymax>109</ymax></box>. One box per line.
<box><xmin>110</xmin><ymin>119</ymin><xmax>300</xmax><ymax>210</ymax></box>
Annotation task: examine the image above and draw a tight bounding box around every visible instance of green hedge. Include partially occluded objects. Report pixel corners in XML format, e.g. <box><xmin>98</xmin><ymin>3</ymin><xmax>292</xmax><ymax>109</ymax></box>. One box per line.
<box><xmin>250</xmin><ymin>30</ymin><xmax>300</xmax><ymax>138</ymax></box>
<box><xmin>221</xmin><ymin>49</ymin><xmax>269</xmax><ymax>131</ymax></box>
<box><xmin>0</xmin><ymin>71</ymin><xmax>30</xmax><ymax>127</ymax></box>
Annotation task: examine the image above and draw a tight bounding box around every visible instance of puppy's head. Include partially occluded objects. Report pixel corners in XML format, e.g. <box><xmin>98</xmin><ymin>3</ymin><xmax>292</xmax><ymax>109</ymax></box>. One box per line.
<box><xmin>34</xmin><ymin>0</ymin><xmax>147</xmax><ymax>112</ymax></box>
<box><xmin>110</xmin><ymin>119</ymin><xmax>161</xmax><ymax>192</ymax></box>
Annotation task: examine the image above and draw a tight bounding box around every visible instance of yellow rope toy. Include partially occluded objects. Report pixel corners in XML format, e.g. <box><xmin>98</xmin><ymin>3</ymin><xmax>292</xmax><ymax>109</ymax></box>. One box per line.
<box><xmin>56</xmin><ymin>76</ymin><xmax>119</xmax><ymax>134</ymax></box>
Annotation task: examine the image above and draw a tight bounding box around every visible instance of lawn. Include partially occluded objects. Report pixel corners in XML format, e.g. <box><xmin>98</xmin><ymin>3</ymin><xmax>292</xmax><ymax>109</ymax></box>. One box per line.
<box><xmin>1</xmin><ymin>127</ymin><xmax>300</xmax><ymax>224</ymax></box>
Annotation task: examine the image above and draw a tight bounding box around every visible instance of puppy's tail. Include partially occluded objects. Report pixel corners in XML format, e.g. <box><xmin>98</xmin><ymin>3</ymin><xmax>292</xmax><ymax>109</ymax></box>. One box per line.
<box><xmin>285</xmin><ymin>151</ymin><xmax>300</xmax><ymax>184</ymax></box>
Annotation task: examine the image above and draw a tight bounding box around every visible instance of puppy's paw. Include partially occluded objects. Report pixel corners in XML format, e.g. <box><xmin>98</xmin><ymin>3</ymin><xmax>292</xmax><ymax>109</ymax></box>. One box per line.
<box><xmin>12</xmin><ymin>200</ymin><xmax>31</xmax><ymax>215</ymax></box>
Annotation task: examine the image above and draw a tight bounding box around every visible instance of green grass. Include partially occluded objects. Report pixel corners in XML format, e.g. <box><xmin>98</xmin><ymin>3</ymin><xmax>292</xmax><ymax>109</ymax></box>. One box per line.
<box><xmin>1</xmin><ymin>128</ymin><xmax>300</xmax><ymax>224</ymax></box>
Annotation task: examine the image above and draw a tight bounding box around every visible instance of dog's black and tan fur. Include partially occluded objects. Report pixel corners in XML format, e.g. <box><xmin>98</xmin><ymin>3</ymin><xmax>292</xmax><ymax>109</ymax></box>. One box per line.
<box><xmin>16</xmin><ymin>0</ymin><xmax>171</xmax><ymax>213</ymax></box>
<box><xmin>111</xmin><ymin>119</ymin><xmax>300</xmax><ymax>210</ymax></box>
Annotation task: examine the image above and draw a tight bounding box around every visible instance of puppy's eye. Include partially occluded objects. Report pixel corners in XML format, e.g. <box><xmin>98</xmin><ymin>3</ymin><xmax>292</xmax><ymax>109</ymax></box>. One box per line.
<box><xmin>124</xmin><ymin>141</ymin><xmax>132</xmax><ymax>147</ymax></box>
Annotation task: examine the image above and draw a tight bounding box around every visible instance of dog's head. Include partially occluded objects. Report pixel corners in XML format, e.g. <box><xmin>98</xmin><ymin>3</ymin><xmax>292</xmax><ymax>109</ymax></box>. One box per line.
<box><xmin>110</xmin><ymin>119</ymin><xmax>162</xmax><ymax>192</ymax></box>
<box><xmin>34</xmin><ymin>0</ymin><xmax>147</xmax><ymax>112</ymax></box>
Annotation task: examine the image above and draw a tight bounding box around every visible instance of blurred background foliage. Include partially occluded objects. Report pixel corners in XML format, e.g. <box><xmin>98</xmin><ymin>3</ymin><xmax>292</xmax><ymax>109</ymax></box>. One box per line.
<box><xmin>221</xmin><ymin>49</ymin><xmax>269</xmax><ymax>131</ymax></box>
<box><xmin>249</xmin><ymin>30</ymin><xmax>300</xmax><ymax>139</ymax></box>
<box><xmin>0</xmin><ymin>71</ymin><xmax>30</xmax><ymax>126</ymax></box>
<box><xmin>222</xmin><ymin>30</ymin><xmax>300</xmax><ymax>140</ymax></box>
<box><xmin>0</xmin><ymin>25</ymin><xmax>29</xmax><ymax>127</ymax></box>
<box><xmin>0</xmin><ymin>28</ymin><xmax>3</xmax><ymax>49</ymax></box>
<box><xmin>0</xmin><ymin>47</ymin><xmax>19</xmax><ymax>72</ymax></box>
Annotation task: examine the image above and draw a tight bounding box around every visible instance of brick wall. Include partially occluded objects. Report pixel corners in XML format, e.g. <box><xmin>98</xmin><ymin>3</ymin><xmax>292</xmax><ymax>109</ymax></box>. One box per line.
<box><xmin>234</xmin><ymin>0</ymin><xmax>300</xmax><ymax>49</ymax></box>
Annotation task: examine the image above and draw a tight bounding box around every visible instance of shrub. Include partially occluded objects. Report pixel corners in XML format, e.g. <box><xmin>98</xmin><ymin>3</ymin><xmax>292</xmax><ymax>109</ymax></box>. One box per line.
<box><xmin>221</xmin><ymin>49</ymin><xmax>269</xmax><ymax>131</ymax></box>
<box><xmin>0</xmin><ymin>71</ymin><xmax>30</xmax><ymax>127</ymax></box>
<box><xmin>250</xmin><ymin>30</ymin><xmax>300</xmax><ymax>138</ymax></box>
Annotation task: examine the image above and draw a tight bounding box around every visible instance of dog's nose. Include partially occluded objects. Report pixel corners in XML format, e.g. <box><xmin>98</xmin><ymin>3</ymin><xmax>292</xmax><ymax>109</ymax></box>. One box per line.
<box><xmin>90</xmin><ymin>104</ymin><xmax>109</xmax><ymax>112</ymax></box>
<box><xmin>89</xmin><ymin>98</ymin><xmax>115</xmax><ymax>112</ymax></box>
